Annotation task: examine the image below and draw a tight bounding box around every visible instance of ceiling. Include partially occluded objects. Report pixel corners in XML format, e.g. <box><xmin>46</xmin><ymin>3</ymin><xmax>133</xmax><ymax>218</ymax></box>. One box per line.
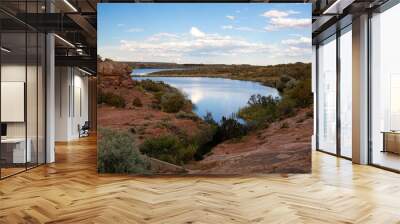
<box><xmin>0</xmin><ymin>0</ymin><xmax>98</xmax><ymax>73</ymax></box>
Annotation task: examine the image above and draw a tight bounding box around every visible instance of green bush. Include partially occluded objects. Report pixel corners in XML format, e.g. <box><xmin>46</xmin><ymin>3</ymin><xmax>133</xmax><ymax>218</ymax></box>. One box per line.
<box><xmin>283</xmin><ymin>78</ymin><xmax>312</xmax><ymax>108</ymax></box>
<box><xmin>238</xmin><ymin>95</ymin><xmax>280</xmax><ymax>126</ymax></box>
<box><xmin>98</xmin><ymin>91</ymin><xmax>126</xmax><ymax>108</ymax></box>
<box><xmin>139</xmin><ymin>79</ymin><xmax>166</xmax><ymax>92</ymax></box>
<box><xmin>277</xmin><ymin>97</ymin><xmax>296</xmax><ymax>117</ymax></box>
<box><xmin>182</xmin><ymin>144</ymin><xmax>198</xmax><ymax>162</ymax></box>
<box><xmin>275</xmin><ymin>75</ymin><xmax>293</xmax><ymax>92</ymax></box>
<box><xmin>161</xmin><ymin>92</ymin><xmax>185</xmax><ymax>113</ymax></box>
<box><xmin>176</xmin><ymin>111</ymin><xmax>199</xmax><ymax>121</ymax></box>
<box><xmin>153</xmin><ymin>92</ymin><xmax>164</xmax><ymax>104</ymax></box>
<box><xmin>237</xmin><ymin>77</ymin><xmax>312</xmax><ymax>129</ymax></box>
<box><xmin>194</xmin><ymin>113</ymin><xmax>248</xmax><ymax>160</ymax></box>
<box><xmin>132</xmin><ymin>97</ymin><xmax>143</xmax><ymax>107</ymax></box>
<box><xmin>97</xmin><ymin>128</ymin><xmax>151</xmax><ymax>174</ymax></box>
<box><xmin>139</xmin><ymin>135</ymin><xmax>187</xmax><ymax>165</ymax></box>
<box><xmin>216</xmin><ymin>116</ymin><xmax>249</xmax><ymax>141</ymax></box>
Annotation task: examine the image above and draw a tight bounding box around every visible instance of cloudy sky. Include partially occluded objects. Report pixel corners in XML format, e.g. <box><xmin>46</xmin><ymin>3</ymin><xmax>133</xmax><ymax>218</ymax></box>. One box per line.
<box><xmin>98</xmin><ymin>3</ymin><xmax>311</xmax><ymax>65</ymax></box>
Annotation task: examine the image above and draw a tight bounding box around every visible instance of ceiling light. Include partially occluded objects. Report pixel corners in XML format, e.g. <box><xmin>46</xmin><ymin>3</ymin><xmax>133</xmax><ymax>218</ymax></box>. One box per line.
<box><xmin>54</xmin><ymin>34</ymin><xmax>75</xmax><ymax>48</ymax></box>
<box><xmin>78</xmin><ymin>67</ymin><xmax>93</xmax><ymax>76</ymax></box>
<box><xmin>63</xmin><ymin>0</ymin><xmax>78</xmax><ymax>12</ymax></box>
<box><xmin>323</xmin><ymin>0</ymin><xmax>355</xmax><ymax>15</ymax></box>
<box><xmin>1</xmin><ymin>47</ymin><xmax>11</xmax><ymax>53</ymax></box>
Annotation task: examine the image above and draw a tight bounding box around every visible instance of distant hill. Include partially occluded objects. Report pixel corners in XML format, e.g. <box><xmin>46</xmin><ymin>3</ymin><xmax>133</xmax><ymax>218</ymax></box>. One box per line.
<box><xmin>119</xmin><ymin>61</ymin><xmax>253</xmax><ymax>69</ymax></box>
<box><xmin>119</xmin><ymin>61</ymin><xmax>187</xmax><ymax>69</ymax></box>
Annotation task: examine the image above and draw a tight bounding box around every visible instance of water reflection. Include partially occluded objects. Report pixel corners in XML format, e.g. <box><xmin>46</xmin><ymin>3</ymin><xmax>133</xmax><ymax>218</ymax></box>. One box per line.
<box><xmin>134</xmin><ymin>76</ymin><xmax>280</xmax><ymax>122</ymax></box>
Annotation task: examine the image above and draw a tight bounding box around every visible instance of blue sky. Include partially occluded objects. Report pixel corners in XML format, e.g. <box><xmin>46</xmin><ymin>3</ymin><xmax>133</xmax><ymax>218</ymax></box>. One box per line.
<box><xmin>98</xmin><ymin>3</ymin><xmax>311</xmax><ymax>65</ymax></box>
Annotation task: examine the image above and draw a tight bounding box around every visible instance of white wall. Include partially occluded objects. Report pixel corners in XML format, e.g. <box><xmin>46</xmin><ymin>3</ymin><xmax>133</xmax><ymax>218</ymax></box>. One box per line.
<box><xmin>55</xmin><ymin>67</ymin><xmax>89</xmax><ymax>141</ymax></box>
<box><xmin>1</xmin><ymin>65</ymin><xmax>32</xmax><ymax>138</ymax></box>
<box><xmin>1</xmin><ymin>63</ymin><xmax>46</xmax><ymax>164</ymax></box>
<box><xmin>55</xmin><ymin>66</ymin><xmax>70</xmax><ymax>141</ymax></box>
<box><xmin>312</xmin><ymin>45</ymin><xmax>317</xmax><ymax>151</ymax></box>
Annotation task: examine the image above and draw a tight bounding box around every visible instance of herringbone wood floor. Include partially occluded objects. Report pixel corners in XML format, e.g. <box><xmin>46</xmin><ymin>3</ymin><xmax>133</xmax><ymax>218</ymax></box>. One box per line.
<box><xmin>1</xmin><ymin>136</ymin><xmax>400</xmax><ymax>224</ymax></box>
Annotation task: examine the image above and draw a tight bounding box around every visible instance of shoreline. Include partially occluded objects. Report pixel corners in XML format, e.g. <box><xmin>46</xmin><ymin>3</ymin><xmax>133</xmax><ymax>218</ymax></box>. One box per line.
<box><xmin>132</xmin><ymin>74</ymin><xmax>279</xmax><ymax>91</ymax></box>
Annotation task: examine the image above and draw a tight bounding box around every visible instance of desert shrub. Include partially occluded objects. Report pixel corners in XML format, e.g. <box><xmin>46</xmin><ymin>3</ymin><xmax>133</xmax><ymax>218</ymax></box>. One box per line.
<box><xmin>275</xmin><ymin>75</ymin><xmax>293</xmax><ymax>92</ymax></box>
<box><xmin>182</xmin><ymin>144</ymin><xmax>198</xmax><ymax>162</ymax></box>
<box><xmin>237</xmin><ymin>77</ymin><xmax>312</xmax><ymax>129</ymax></box>
<box><xmin>280</xmin><ymin>122</ymin><xmax>289</xmax><ymax>129</ymax></box>
<box><xmin>176</xmin><ymin>111</ymin><xmax>199</xmax><ymax>121</ymax></box>
<box><xmin>98</xmin><ymin>91</ymin><xmax>126</xmax><ymax>108</ymax></box>
<box><xmin>216</xmin><ymin>116</ymin><xmax>249</xmax><ymax>141</ymax></box>
<box><xmin>97</xmin><ymin>128</ymin><xmax>151</xmax><ymax>174</ymax></box>
<box><xmin>277</xmin><ymin>97</ymin><xmax>296</xmax><ymax>117</ymax></box>
<box><xmin>238</xmin><ymin>95</ymin><xmax>280</xmax><ymax>126</ymax></box>
<box><xmin>193</xmin><ymin>124</ymin><xmax>218</xmax><ymax>160</ymax></box>
<box><xmin>150</xmin><ymin>103</ymin><xmax>161</xmax><ymax>110</ymax></box>
<box><xmin>285</xmin><ymin>79</ymin><xmax>299</xmax><ymax>90</ymax></box>
<box><xmin>283</xmin><ymin>78</ymin><xmax>312</xmax><ymax>108</ymax></box>
<box><xmin>160</xmin><ymin>92</ymin><xmax>185</xmax><ymax>113</ymax></box>
<box><xmin>153</xmin><ymin>92</ymin><xmax>164</xmax><ymax>104</ymax></box>
<box><xmin>132</xmin><ymin>97</ymin><xmax>142</xmax><ymax>107</ymax></box>
<box><xmin>139</xmin><ymin>135</ymin><xmax>187</xmax><ymax>165</ymax></box>
<box><xmin>247</xmin><ymin>94</ymin><xmax>279</xmax><ymax>106</ymax></box>
<box><xmin>194</xmin><ymin>114</ymin><xmax>248</xmax><ymax>160</ymax></box>
<box><xmin>139</xmin><ymin>79</ymin><xmax>165</xmax><ymax>92</ymax></box>
<box><xmin>189</xmin><ymin>124</ymin><xmax>217</xmax><ymax>147</ymax></box>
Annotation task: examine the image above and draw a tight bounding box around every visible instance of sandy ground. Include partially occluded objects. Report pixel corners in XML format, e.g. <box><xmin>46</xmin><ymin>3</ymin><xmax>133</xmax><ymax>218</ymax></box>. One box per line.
<box><xmin>186</xmin><ymin>108</ymin><xmax>312</xmax><ymax>174</ymax></box>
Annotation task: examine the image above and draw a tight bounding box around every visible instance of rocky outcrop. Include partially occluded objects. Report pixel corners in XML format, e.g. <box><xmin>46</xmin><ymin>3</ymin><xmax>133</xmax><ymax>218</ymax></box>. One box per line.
<box><xmin>186</xmin><ymin>107</ymin><xmax>313</xmax><ymax>174</ymax></box>
<box><xmin>149</xmin><ymin>158</ymin><xmax>188</xmax><ymax>174</ymax></box>
<box><xmin>98</xmin><ymin>59</ymin><xmax>136</xmax><ymax>89</ymax></box>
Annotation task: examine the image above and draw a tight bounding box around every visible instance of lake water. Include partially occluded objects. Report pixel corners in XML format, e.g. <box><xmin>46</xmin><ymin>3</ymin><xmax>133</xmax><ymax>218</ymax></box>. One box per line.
<box><xmin>132</xmin><ymin>68</ymin><xmax>187</xmax><ymax>76</ymax></box>
<box><xmin>134</xmin><ymin>76</ymin><xmax>279</xmax><ymax>122</ymax></box>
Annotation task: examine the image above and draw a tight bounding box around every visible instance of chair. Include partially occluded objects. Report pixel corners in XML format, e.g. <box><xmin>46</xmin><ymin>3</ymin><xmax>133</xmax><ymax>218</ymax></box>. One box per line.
<box><xmin>79</xmin><ymin>121</ymin><xmax>90</xmax><ymax>138</ymax></box>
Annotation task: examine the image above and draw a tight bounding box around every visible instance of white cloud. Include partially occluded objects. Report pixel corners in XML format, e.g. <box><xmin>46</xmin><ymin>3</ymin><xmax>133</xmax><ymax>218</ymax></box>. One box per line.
<box><xmin>282</xmin><ymin>46</ymin><xmax>311</xmax><ymax>57</ymax></box>
<box><xmin>261</xmin><ymin>10</ymin><xmax>290</xmax><ymax>18</ymax></box>
<box><xmin>117</xmin><ymin>23</ymin><xmax>125</xmax><ymax>27</ymax></box>
<box><xmin>281</xmin><ymin>36</ymin><xmax>311</xmax><ymax>46</ymax></box>
<box><xmin>265</xmin><ymin>17</ymin><xmax>311</xmax><ymax>31</ymax></box>
<box><xmin>261</xmin><ymin>9</ymin><xmax>309</xmax><ymax>31</ymax></box>
<box><xmin>221</xmin><ymin>25</ymin><xmax>261</xmax><ymax>32</ymax></box>
<box><xmin>126</xmin><ymin>28</ymin><xmax>144</xmax><ymax>32</ymax></box>
<box><xmin>235</xmin><ymin>27</ymin><xmax>257</xmax><ymax>32</ymax></box>
<box><xmin>221</xmin><ymin>25</ymin><xmax>233</xmax><ymax>30</ymax></box>
<box><xmin>116</xmin><ymin>27</ymin><xmax>279</xmax><ymax>63</ymax></box>
<box><xmin>226</xmin><ymin>15</ymin><xmax>235</xmax><ymax>20</ymax></box>
<box><xmin>287</xmin><ymin>10</ymin><xmax>300</xmax><ymax>15</ymax></box>
<box><xmin>261</xmin><ymin>10</ymin><xmax>299</xmax><ymax>18</ymax></box>
<box><xmin>99</xmin><ymin>27</ymin><xmax>311</xmax><ymax>65</ymax></box>
<box><xmin>190</xmin><ymin>27</ymin><xmax>206</xmax><ymax>38</ymax></box>
<box><xmin>148</xmin><ymin>32</ymin><xmax>179</xmax><ymax>41</ymax></box>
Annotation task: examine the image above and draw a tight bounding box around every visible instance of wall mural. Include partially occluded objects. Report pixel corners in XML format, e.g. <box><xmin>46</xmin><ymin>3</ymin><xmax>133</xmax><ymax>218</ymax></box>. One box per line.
<box><xmin>97</xmin><ymin>3</ymin><xmax>313</xmax><ymax>175</ymax></box>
